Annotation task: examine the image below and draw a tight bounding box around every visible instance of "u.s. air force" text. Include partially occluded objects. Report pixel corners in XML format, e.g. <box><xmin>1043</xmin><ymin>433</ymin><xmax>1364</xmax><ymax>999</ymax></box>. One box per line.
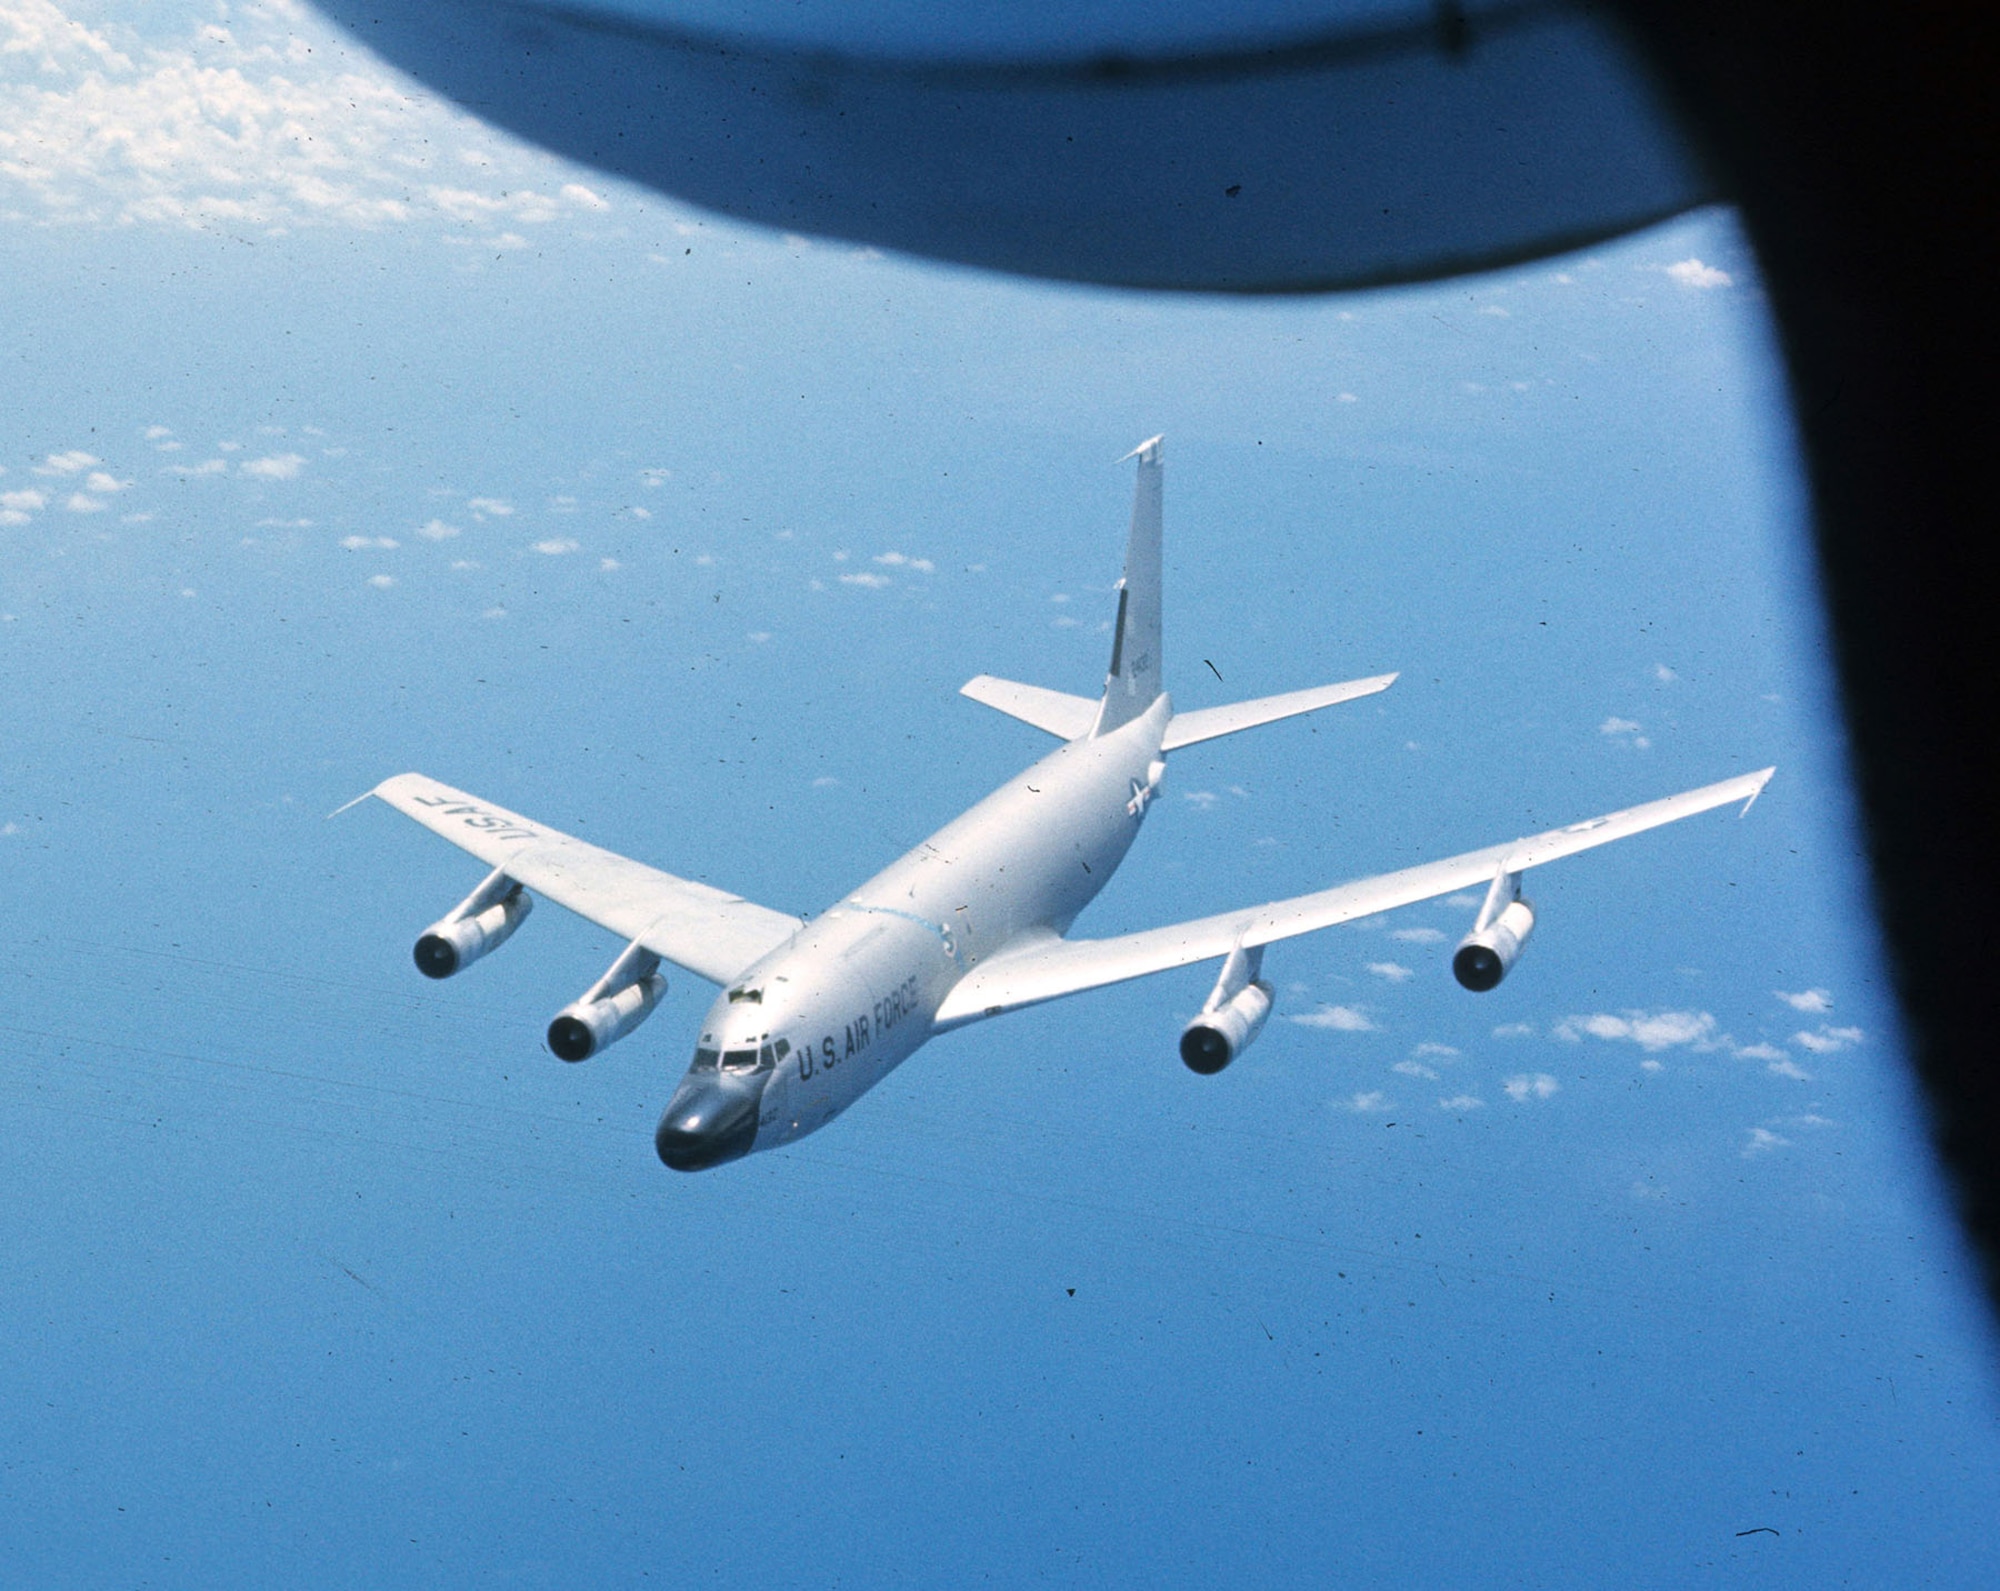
<box><xmin>796</xmin><ymin>973</ymin><xmax>923</xmax><ymax>1079</ymax></box>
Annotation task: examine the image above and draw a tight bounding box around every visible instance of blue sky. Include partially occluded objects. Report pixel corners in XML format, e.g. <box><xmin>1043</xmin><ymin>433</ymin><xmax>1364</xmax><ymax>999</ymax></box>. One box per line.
<box><xmin>4</xmin><ymin>4</ymin><xmax>1996</xmax><ymax>1586</ymax></box>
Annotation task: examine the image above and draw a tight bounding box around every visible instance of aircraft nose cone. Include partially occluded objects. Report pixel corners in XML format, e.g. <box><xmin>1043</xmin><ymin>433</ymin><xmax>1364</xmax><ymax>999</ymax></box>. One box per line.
<box><xmin>654</xmin><ymin>1079</ymin><xmax>761</xmax><ymax>1171</ymax></box>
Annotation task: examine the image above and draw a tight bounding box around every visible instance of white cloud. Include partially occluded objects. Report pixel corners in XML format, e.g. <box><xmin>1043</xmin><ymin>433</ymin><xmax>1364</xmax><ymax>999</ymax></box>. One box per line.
<box><xmin>366</xmin><ymin>573</ymin><xmax>395</xmax><ymax>588</ymax></box>
<box><xmin>639</xmin><ymin>468</ymin><xmax>671</xmax><ymax>487</ymax></box>
<box><xmin>1292</xmin><ymin>1004</ymin><xmax>1377</xmax><ymax>1032</ymax></box>
<box><xmin>599</xmin><ymin>557</ymin><xmax>621</xmax><ymax>571</ymax></box>
<box><xmin>1390</xmin><ymin>926</ymin><xmax>1446</xmax><ymax>944</ymax></box>
<box><xmin>1182</xmin><ymin>790</ymin><xmax>1219</xmax><ymax>810</ymax></box>
<box><xmin>532</xmin><ymin>538</ymin><xmax>581</xmax><ymax>556</ymax></box>
<box><xmin>1742</xmin><ymin>1126</ymin><xmax>1788</xmax><ymax>1156</ymax></box>
<box><xmin>0</xmin><ymin>509</ymin><xmax>26</xmax><ymax>526</ymax></box>
<box><xmin>83</xmin><ymin>471</ymin><xmax>128</xmax><ymax>493</ymax></box>
<box><xmin>838</xmin><ymin>571</ymin><xmax>891</xmax><ymax>588</ymax></box>
<box><xmin>34</xmin><ymin>449</ymin><xmax>97</xmax><ymax>474</ymax></box>
<box><xmin>1438</xmin><ymin>1094</ymin><xmax>1484</xmax><ymax>1111</ymax></box>
<box><xmin>170</xmin><ymin>459</ymin><xmax>227</xmax><ymax>476</ymax></box>
<box><xmin>64</xmin><ymin>492</ymin><xmax>104</xmax><ymax>512</ymax></box>
<box><xmin>1776</xmin><ymin>988</ymin><xmax>1832</xmax><ymax>1013</ymax></box>
<box><xmin>1492</xmin><ymin>1022</ymin><xmax>1534</xmax><ymax>1038</ymax></box>
<box><xmin>0</xmin><ymin>3</ymin><xmax>636</xmax><ymax>235</ymax></box>
<box><xmin>1392</xmin><ymin>1060</ymin><xmax>1437</xmax><ymax>1079</ymax></box>
<box><xmin>480</xmin><ymin>605</ymin><xmax>506</xmax><ymax>619</ymax></box>
<box><xmin>1767</xmin><ymin>1058</ymin><xmax>1813</xmax><ymax>1081</ymax></box>
<box><xmin>1666</xmin><ymin>258</ymin><xmax>1733</xmax><ymax>289</ymax></box>
<box><xmin>1365</xmin><ymin>961</ymin><xmax>1414</xmax><ymax>982</ymax></box>
<box><xmin>1445</xmin><ymin>893</ymin><xmax>1482</xmax><ymax>909</ymax></box>
<box><xmin>1341</xmin><ymin>1091</ymin><xmax>1393</xmax><ymax>1113</ymax></box>
<box><xmin>1734</xmin><ymin>1042</ymin><xmax>1787</xmax><ymax>1062</ymax></box>
<box><xmin>1794</xmin><ymin>1025</ymin><xmax>1864</xmax><ymax>1055</ymax></box>
<box><xmin>1599</xmin><ymin>717</ymin><xmax>1650</xmax><ymax>751</ymax></box>
<box><xmin>1555</xmin><ymin>1009</ymin><xmax>1720</xmax><ymax>1052</ymax></box>
<box><xmin>143</xmin><ymin>425</ymin><xmax>172</xmax><ymax>440</ymax></box>
<box><xmin>1336</xmin><ymin>391</ymin><xmax>1358</xmax><ymax>403</ymax></box>
<box><xmin>241</xmin><ymin>453</ymin><xmax>306</xmax><ymax>480</ymax></box>
<box><xmin>1503</xmin><ymin>1072</ymin><xmax>1560</xmax><ymax>1102</ymax></box>
<box><xmin>417</xmin><ymin>518</ymin><xmax>460</xmax><ymax>541</ymax></box>
<box><xmin>874</xmin><ymin>551</ymin><xmax>935</xmax><ymax>572</ymax></box>
<box><xmin>1</xmin><ymin>488</ymin><xmax>46</xmax><ymax>512</ymax></box>
<box><xmin>1413</xmin><ymin>1042</ymin><xmax>1460</xmax><ymax>1059</ymax></box>
<box><xmin>340</xmin><ymin>535</ymin><xmax>398</xmax><ymax>550</ymax></box>
<box><xmin>467</xmin><ymin>497</ymin><xmax>512</xmax><ymax>517</ymax></box>
<box><xmin>1653</xmin><ymin>663</ymin><xmax>1677</xmax><ymax>682</ymax></box>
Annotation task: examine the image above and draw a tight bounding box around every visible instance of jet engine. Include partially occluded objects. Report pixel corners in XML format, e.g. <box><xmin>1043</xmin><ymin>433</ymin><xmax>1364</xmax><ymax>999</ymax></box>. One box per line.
<box><xmin>1452</xmin><ymin>868</ymin><xmax>1536</xmax><ymax>992</ymax></box>
<box><xmin>1180</xmin><ymin>942</ymin><xmax>1274</xmax><ymax>1074</ymax></box>
<box><xmin>414</xmin><ymin>868</ymin><xmax>532</xmax><ymax>979</ymax></box>
<box><xmin>547</xmin><ymin>941</ymin><xmax>666</xmax><ymax>1062</ymax></box>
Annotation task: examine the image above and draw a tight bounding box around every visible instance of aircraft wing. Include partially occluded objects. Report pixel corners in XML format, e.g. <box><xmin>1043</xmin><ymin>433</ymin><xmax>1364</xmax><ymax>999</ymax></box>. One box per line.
<box><xmin>362</xmin><ymin>773</ymin><xmax>801</xmax><ymax>985</ymax></box>
<box><xmin>933</xmin><ymin>767</ymin><xmax>1774</xmax><ymax>1027</ymax></box>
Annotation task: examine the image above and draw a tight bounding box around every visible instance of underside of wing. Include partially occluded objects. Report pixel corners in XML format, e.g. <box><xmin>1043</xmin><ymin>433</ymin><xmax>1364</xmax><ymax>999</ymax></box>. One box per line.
<box><xmin>933</xmin><ymin>767</ymin><xmax>1774</xmax><ymax>1027</ymax></box>
<box><xmin>365</xmin><ymin>773</ymin><xmax>801</xmax><ymax>985</ymax></box>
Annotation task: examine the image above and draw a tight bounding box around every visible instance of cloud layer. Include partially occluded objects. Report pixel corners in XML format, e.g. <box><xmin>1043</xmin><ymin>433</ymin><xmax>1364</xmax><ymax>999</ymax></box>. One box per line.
<box><xmin>1</xmin><ymin>1</ymin><xmax>622</xmax><ymax>236</ymax></box>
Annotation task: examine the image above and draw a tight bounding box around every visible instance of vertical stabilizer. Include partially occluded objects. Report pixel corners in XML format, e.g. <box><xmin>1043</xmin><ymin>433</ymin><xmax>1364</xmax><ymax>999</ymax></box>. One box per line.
<box><xmin>1095</xmin><ymin>436</ymin><xmax>1165</xmax><ymax>735</ymax></box>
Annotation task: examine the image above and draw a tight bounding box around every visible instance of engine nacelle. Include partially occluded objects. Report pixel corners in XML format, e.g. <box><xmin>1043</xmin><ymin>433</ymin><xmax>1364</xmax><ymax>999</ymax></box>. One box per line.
<box><xmin>1453</xmin><ymin>898</ymin><xmax>1536</xmax><ymax>992</ymax></box>
<box><xmin>414</xmin><ymin>880</ymin><xmax>531</xmax><ymax>979</ymax></box>
<box><xmin>548</xmin><ymin>972</ymin><xmax>667</xmax><ymax>1062</ymax></box>
<box><xmin>1180</xmin><ymin>942</ymin><xmax>1273</xmax><ymax>1074</ymax></box>
<box><xmin>1180</xmin><ymin>979</ymin><xmax>1275</xmax><ymax>1073</ymax></box>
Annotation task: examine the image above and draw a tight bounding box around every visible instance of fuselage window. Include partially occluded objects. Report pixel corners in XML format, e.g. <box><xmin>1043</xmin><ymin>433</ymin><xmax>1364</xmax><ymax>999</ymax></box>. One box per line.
<box><xmin>691</xmin><ymin>1047</ymin><xmax>720</xmax><ymax>1072</ymax></box>
<box><xmin>722</xmin><ymin>1048</ymin><xmax>759</xmax><ymax>1071</ymax></box>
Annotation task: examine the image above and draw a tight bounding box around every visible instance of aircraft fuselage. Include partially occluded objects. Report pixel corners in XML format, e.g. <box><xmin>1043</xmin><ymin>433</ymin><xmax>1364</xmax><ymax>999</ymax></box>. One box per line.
<box><xmin>654</xmin><ymin>696</ymin><xmax>1171</xmax><ymax>1168</ymax></box>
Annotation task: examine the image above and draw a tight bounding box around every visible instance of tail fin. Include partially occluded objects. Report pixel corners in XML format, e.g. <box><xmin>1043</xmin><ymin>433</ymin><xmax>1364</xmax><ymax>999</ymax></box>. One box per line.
<box><xmin>1094</xmin><ymin>435</ymin><xmax>1165</xmax><ymax>735</ymax></box>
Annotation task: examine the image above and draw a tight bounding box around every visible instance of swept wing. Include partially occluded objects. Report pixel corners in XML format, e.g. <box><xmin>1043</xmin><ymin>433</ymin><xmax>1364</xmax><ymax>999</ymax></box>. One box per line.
<box><xmin>363</xmin><ymin>773</ymin><xmax>800</xmax><ymax>985</ymax></box>
<box><xmin>934</xmin><ymin>767</ymin><xmax>1774</xmax><ymax>1026</ymax></box>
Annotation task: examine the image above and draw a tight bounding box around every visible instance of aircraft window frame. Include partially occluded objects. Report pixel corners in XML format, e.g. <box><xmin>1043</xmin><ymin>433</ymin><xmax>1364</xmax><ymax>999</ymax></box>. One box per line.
<box><xmin>691</xmin><ymin>1047</ymin><xmax>720</xmax><ymax>1073</ymax></box>
<box><xmin>721</xmin><ymin>1048</ymin><xmax>760</xmax><ymax>1071</ymax></box>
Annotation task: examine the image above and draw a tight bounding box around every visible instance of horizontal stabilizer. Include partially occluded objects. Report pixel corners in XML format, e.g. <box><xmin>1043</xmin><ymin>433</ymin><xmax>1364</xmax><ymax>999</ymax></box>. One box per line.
<box><xmin>961</xmin><ymin>675</ymin><xmax>1099</xmax><ymax>741</ymax></box>
<box><xmin>1162</xmin><ymin>672</ymin><xmax>1399</xmax><ymax>751</ymax></box>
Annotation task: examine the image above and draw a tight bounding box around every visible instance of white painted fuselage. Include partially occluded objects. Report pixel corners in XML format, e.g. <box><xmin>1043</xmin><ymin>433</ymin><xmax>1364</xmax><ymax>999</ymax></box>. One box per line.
<box><xmin>660</xmin><ymin>697</ymin><xmax>1171</xmax><ymax>1167</ymax></box>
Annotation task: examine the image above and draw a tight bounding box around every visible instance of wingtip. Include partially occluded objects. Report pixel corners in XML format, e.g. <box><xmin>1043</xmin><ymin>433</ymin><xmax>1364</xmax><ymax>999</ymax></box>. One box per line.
<box><xmin>1739</xmin><ymin>766</ymin><xmax>1778</xmax><ymax>815</ymax></box>
<box><xmin>1118</xmin><ymin>434</ymin><xmax>1164</xmax><ymax>465</ymax></box>
<box><xmin>326</xmin><ymin>787</ymin><xmax>376</xmax><ymax>820</ymax></box>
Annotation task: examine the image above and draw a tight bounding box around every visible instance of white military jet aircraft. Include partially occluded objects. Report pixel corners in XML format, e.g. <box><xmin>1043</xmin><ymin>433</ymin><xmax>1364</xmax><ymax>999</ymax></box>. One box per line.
<box><xmin>350</xmin><ymin>438</ymin><xmax>1772</xmax><ymax>1170</ymax></box>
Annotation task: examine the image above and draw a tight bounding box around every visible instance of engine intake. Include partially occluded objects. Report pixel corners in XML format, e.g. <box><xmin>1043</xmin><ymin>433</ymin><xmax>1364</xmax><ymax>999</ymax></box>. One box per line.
<box><xmin>1453</xmin><ymin>868</ymin><xmax>1535</xmax><ymax>992</ymax></box>
<box><xmin>547</xmin><ymin>941</ymin><xmax>666</xmax><ymax>1061</ymax></box>
<box><xmin>414</xmin><ymin>869</ymin><xmax>531</xmax><ymax>979</ymax></box>
<box><xmin>1180</xmin><ymin>942</ymin><xmax>1273</xmax><ymax>1073</ymax></box>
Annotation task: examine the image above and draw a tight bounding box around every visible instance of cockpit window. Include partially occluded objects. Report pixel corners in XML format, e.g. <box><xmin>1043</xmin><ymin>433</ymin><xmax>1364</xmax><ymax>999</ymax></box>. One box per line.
<box><xmin>757</xmin><ymin>1039</ymin><xmax>791</xmax><ymax>1069</ymax></box>
<box><xmin>721</xmin><ymin>1048</ymin><xmax>759</xmax><ymax>1071</ymax></box>
<box><xmin>690</xmin><ymin>1047</ymin><xmax>719</xmax><ymax>1073</ymax></box>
